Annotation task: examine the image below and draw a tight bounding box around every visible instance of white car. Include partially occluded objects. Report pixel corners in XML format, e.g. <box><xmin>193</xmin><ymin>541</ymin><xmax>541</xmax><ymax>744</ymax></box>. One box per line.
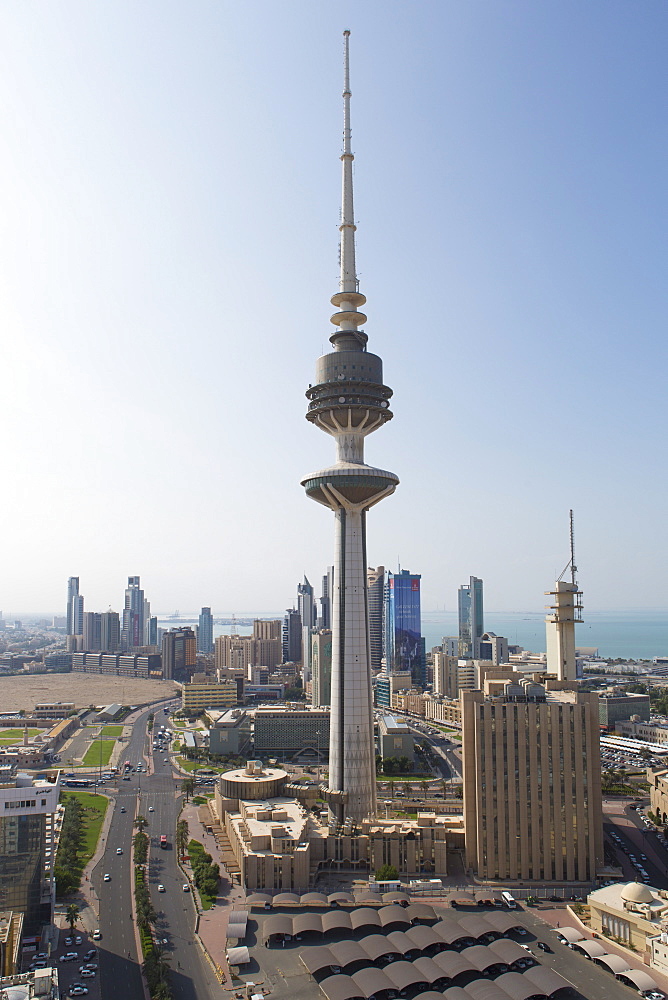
<box><xmin>92</xmin><ymin>930</ymin><xmax>102</xmax><ymax>940</ymax></box>
<box><xmin>148</xmin><ymin>806</ymin><xmax>154</xmax><ymax>812</ymax></box>
<box><xmin>158</xmin><ymin>884</ymin><xmax>165</xmax><ymax>892</ymax></box>
<box><xmin>116</xmin><ymin>848</ymin><xmax>122</xmax><ymax>855</ymax></box>
<box><xmin>103</xmin><ymin>873</ymin><xmax>111</xmax><ymax>881</ymax></box>
<box><xmin>182</xmin><ymin>883</ymin><xmax>190</xmax><ymax>892</ymax></box>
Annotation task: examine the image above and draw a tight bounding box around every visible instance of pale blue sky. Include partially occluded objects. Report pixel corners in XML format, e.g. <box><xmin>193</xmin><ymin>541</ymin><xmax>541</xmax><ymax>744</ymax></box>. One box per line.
<box><xmin>1</xmin><ymin>2</ymin><xmax>666</xmax><ymax>616</ymax></box>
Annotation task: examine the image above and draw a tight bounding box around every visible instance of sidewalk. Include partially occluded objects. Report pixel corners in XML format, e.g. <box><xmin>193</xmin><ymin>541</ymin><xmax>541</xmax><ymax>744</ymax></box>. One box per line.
<box><xmin>179</xmin><ymin>799</ymin><xmax>247</xmax><ymax>988</ymax></box>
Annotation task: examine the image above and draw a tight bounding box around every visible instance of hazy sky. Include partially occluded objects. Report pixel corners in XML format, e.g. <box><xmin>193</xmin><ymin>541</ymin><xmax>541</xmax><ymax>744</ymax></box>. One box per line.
<box><xmin>2</xmin><ymin>2</ymin><xmax>667</xmax><ymax>617</ymax></box>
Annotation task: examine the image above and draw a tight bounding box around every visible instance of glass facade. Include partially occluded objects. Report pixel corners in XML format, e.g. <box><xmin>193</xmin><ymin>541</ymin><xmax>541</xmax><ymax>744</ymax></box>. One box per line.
<box><xmin>385</xmin><ymin>570</ymin><xmax>425</xmax><ymax>687</ymax></box>
<box><xmin>0</xmin><ymin>814</ymin><xmax>49</xmax><ymax>934</ymax></box>
<box><xmin>458</xmin><ymin>576</ymin><xmax>484</xmax><ymax>657</ymax></box>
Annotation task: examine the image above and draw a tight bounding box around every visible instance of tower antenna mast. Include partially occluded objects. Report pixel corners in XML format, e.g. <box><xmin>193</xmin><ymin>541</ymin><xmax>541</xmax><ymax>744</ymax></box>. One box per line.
<box><xmin>557</xmin><ymin>509</ymin><xmax>577</xmax><ymax>583</ymax></box>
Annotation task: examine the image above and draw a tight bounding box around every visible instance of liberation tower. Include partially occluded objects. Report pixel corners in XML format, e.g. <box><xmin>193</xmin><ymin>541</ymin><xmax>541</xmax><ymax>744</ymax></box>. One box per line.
<box><xmin>301</xmin><ymin>31</ymin><xmax>399</xmax><ymax>825</ymax></box>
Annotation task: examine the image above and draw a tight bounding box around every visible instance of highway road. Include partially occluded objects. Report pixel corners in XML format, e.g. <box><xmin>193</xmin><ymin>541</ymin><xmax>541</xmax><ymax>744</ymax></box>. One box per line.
<box><xmin>89</xmin><ymin>701</ymin><xmax>221</xmax><ymax>1000</ymax></box>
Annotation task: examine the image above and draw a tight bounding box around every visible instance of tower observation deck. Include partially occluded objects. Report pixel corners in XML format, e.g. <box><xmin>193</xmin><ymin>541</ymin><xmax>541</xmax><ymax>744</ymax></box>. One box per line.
<box><xmin>301</xmin><ymin>31</ymin><xmax>398</xmax><ymax>825</ymax></box>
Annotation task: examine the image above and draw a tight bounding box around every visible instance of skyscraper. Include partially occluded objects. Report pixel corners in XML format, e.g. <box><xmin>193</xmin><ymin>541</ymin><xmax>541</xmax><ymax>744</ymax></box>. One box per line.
<box><xmin>162</xmin><ymin>627</ymin><xmax>196</xmax><ymax>680</ymax></box>
<box><xmin>384</xmin><ymin>570</ymin><xmax>424</xmax><ymax>687</ymax></box>
<box><xmin>297</xmin><ymin>577</ymin><xmax>315</xmax><ymax>682</ymax></box>
<box><xmin>301</xmin><ymin>32</ymin><xmax>398</xmax><ymax>825</ymax></box>
<box><xmin>100</xmin><ymin>610</ymin><xmax>121</xmax><ymax>652</ymax></box>
<box><xmin>458</xmin><ymin>576</ymin><xmax>484</xmax><ymax>658</ymax></box>
<box><xmin>462</xmin><ymin>681</ymin><xmax>603</xmax><ymax>882</ymax></box>
<box><xmin>66</xmin><ymin>577</ymin><xmax>83</xmax><ymax>637</ymax></box>
<box><xmin>198</xmin><ymin>607</ymin><xmax>214</xmax><ymax>654</ymax></box>
<box><xmin>367</xmin><ymin>565</ymin><xmax>385</xmax><ymax>673</ymax></box>
<box><xmin>282</xmin><ymin>608</ymin><xmax>301</xmax><ymax>663</ymax></box>
<box><xmin>82</xmin><ymin>612</ymin><xmax>101</xmax><ymax>651</ymax></box>
<box><xmin>318</xmin><ymin>568</ymin><xmax>334</xmax><ymax>630</ymax></box>
<box><xmin>122</xmin><ymin>576</ymin><xmax>145</xmax><ymax>650</ymax></box>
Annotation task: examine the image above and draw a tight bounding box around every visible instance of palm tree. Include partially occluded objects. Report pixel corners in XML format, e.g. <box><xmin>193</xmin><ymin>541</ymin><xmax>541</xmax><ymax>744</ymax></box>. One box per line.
<box><xmin>65</xmin><ymin>903</ymin><xmax>80</xmax><ymax>931</ymax></box>
<box><xmin>403</xmin><ymin>781</ymin><xmax>412</xmax><ymax>799</ymax></box>
<box><xmin>387</xmin><ymin>780</ymin><xmax>395</xmax><ymax>800</ymax></box>
<box><xmin>134</xmin><ymin>814</ymin><xmax>149</xmax><ymax>834</ymax></box>
<box><xmin>440</xmin><ymin>778</ymin><xmax>448</xmax><ymax>799</ymax></box>
<box><xmin>177</xmin><ymin>819</ymin><xmax>189</xmax><ymax>857</ymax></box>
<box><xmin>182</xmin><ymin>777</ymin><xmax>194</xmax><ymax>802</ymax></box>
<box><xmin>420</xmin><ymin>779</ymin><xmax>429</xmax><ymax>799</ymax></box>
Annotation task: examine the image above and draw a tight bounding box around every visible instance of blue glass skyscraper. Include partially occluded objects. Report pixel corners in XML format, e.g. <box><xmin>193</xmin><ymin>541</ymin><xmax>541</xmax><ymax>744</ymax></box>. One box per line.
<box><xmin>458</xmin><ymin>576</ymin><xmax>484</xmax><ymax>658</ymax></box>
<box><xmin>385</xmin><ymin>570</ymin><xmax>425</xmax><ymax>687</ymax></box>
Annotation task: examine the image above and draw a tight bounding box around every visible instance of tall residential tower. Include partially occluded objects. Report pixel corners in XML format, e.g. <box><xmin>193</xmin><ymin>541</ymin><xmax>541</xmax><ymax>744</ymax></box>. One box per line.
<box><xmin>301</xmin><ymin>32</ymin><xmax>398</xmax><ymax>824</ymax></box>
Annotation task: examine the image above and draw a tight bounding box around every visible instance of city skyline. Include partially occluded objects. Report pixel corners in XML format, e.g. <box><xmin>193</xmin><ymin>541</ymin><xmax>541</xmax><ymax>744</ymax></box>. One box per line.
<box><xmin>1</xmin><ymin>3</ymin><xmax>667</xmax><ymax>614</ymax></box>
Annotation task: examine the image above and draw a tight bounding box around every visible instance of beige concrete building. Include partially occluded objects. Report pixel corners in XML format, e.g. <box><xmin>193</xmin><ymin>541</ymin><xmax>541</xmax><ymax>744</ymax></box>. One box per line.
<box><xmin>253</xmin><ymin>619</ymin><xmax>282</xmax><ymax>641</ymax></box>
<box><xmin>212</xmin><ymin>762</ymin><xmax>461</xmax><ymax>891</ymax></box>
<box><xmin>648</xmin><ymin>767</ymin><xmax>668</xmax><ymax>823</ymax></box>
<box><xmin>588</xmin><ymin>881</ymin><xmax>668</xmax><ymax>957</ymax></box>
<box><xmin>182</xmin><ymin>676</ymin><xmax>237</xmax><ymax>712</ymax></box>
<box><xmin>215</xmin><ymin>634</ymin><xmax>282</xmax><ymax>672</ymax></box>
<box><xmin>617</xmin><ymin>718</ymin><xmax>668</xmax><ymax>743</ymax></box>
<box><xmin>462</xmin><ymin>678</ymin><xmax>603</xmax><ymax>883</ymax></box>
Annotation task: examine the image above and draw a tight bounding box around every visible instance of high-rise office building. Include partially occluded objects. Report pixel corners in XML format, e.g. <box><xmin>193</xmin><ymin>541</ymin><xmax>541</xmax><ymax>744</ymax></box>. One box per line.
<box><xmin>100</xmin><ymin>610</ymin><xmax>121</xmax><ymax>652</ymax></box>
<box><xmin>162</xmin><ymin>626</ymin><xmax>197</xmax><ymax>680</ymax></box>
<box><xmin>282</xmin><ymin>609</ymin><xmax>302</xmax><ymax>663</ymax></box>
<box><xmin>66</xmin><ymin>577</ymin><xmax>83</xmax><ymax>637</ymax></box>
<box><xmin>462</xmin><ymin>679</ymin><xmax>603</xmax><ymax>882</ymax></box>
<box><xmin>385</xmin><ymin>570</ymin><xmax>424</xmax><ymax>687</ymax></box>
<box><xmin>0</xmin><ymin>773</ymin><xmax>60</xmax><ymax>934</ymax></box>
<box><xmin>301</xmin><ymin>33</ymin><xmax>398</xmax><ymax>824</ymax></box>
<box><xmin>253</xmin><ymin>618</ymin><xmax>283</xmax><ymax>641</ymax></box>
<box><xmin>318</xmin><ymin>568</ymin><xmax>334</xmax><ymax>630</ymax></box>
<box><xmin>82</xmin><ymin>612</ymin><xmax>102</xmax><ymax>651</ymax></box>
<box><xmin>198</xmin><ymin>607</ymin><xmax>214</xmax><ymax>654</ymax></box>
<box><xmin>367</xmin><ymin>565</ymin><xmax>385</xmax><ymax>673</ymax></box>
<box><xmin>122</xmin><ymin>576</ymin><xmax>145</xmax><ymax>650</ymax></box>
<box><xmin>311</xmin><ymin>629</ymin><xmax>332</xmax><ymax>707</ymax></box>
<box><xmin>458</xmin><ymin>576</ymin><xmax>484</xmax><ymax>658</ymax></box>
<box><xmin>144</xmin><ymin>615</ymin><xmax>158</xmax><ymax>647</ymax></box>
<box><xmin>297</xmin><ymin>577</ymin><xmax>315</xmax><ymax>681</ymax></box>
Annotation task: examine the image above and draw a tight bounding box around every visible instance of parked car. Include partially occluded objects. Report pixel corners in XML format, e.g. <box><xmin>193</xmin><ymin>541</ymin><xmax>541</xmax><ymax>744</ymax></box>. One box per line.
<box><xmin>69</xmin><ymin>988</ymin><xmax>89</xmax><ymax>997</ymax></box>
<box><xmin>182</xmin><ymin>884</ymin><xmax>190</xmax><ymax>892</ymax></box>
<box><xmin>536</xmin><ymin>942</ymin><xmax>551</xmax><ymax>952</ymax></box>
<box><xmin>92</xmin><ymin>930</ymin><xmax>102</xmax><ymax>940</ymax></box>
<box><xmin>59</xmin><ymin>953</ymin><xmax>78</xmax><ymax>962</ymax></box>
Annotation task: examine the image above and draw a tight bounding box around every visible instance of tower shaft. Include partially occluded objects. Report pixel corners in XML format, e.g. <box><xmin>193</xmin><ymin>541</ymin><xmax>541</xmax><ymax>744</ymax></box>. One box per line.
<box><xmin>301</xmin><ymin>32</ymin><xmax>398</xmax><ymax>826</ymax></box>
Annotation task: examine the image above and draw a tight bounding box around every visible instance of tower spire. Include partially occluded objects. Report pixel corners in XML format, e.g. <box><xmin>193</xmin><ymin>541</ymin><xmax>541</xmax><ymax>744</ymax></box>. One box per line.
<box><xmin>330</xmin><ymin>30</ymin><xmax>367</xmax><ymax>348</ymax></box>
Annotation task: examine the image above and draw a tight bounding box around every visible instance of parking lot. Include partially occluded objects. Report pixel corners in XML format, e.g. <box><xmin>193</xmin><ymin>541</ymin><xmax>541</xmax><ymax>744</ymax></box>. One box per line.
<box><xmin>230</xmin><ymin>902</ymin><xmax>639</xmax><ymax>1000</ymax></box>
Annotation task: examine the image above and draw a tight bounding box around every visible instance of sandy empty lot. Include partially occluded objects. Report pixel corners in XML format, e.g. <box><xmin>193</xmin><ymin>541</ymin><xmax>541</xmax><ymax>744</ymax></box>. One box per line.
<box><xmin>0</xmin><ymin>673</ymin><xmax>179</xmax><ymax>713</ymax></box>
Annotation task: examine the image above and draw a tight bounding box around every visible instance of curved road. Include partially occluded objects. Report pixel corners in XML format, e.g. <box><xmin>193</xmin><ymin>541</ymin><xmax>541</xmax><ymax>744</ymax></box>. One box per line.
<box><xmin>91</xmin><ymin>703</ymin><xmax>221</xmax><ymax>1000</ymax></box>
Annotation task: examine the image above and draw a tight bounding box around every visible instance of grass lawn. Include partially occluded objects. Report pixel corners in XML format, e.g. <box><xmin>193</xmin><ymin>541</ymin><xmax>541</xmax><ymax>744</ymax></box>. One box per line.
<box><xmin>0</xmin><ymin>728</ymin><xmax>44</xmax><ymax>739</ymax></box>
<box><xmin>99</xmin><ymin>725</ymin><xmax>124</xmax><ymax>737</ymax></box>
<box><xmin>176</xmin><ymin>757</ymin><xmax>226</xmax><ymax>774</ymax></box>
<box><xmin>60</xmin><ymin>791</ymin><xmax>108</xmax><ymax>867</ymax></box>
<box><xmin>82</xmin><ymin>739</ymin><xmax>115</xmax><ymax>767</ymax></box>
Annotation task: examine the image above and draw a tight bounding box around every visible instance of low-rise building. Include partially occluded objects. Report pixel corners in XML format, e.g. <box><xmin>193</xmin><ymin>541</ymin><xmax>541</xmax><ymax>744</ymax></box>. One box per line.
<box><xmin>182</xmin><ymin>677</ymin><xmax>237</xmax><ymax>712</ymax></box>
<box><xmin>33</xmin><ymin>703</ymin><xmax>75</xmax><ymax>720</ymax></box>
<box><xmin>378</xmin><ymin>715</ymin><xmax>414</xmax><ymax>762</ymax></box>
<box><xmin>208</xmin><ymin>710</ymin><xmax>252</xmax><ymax>756</ymax></box>
<box><xmin>253</xmin><ymin>707</ymin><xmax>329</xmax><ymax>758</ymax></box>
<box><xmin>599</xmin><ymin>692</ymin><xmax>651</xmax><ymax>728</ymax></box>
<box><xmin>588</xmin><ymin>881</ymin><xmax>668</xmax><ymax>954</ymax></box>
<box><xmin>213</xmin><ymin>762</ymin><xmax>461</xmax><ymax>891</ymax></box>
<box><xmin>648</xmin><ymin>767</ymin><xmax>668</xmax><ymax>824</ymax></box>
<box><xmin>616</xmin><ymin>718</ymin><xmax>668</xmax><ymax>744</ymax></box>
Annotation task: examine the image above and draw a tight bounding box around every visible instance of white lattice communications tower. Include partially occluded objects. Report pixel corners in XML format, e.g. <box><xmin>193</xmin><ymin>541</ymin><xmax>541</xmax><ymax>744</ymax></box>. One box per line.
<box><xmin>301</xmin><ymin>31</ymin><xmax>398</xmax><ymax>825</ymax></box>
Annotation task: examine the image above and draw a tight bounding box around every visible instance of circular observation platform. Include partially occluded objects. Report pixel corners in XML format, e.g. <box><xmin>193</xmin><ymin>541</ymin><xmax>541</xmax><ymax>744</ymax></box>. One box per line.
<box><xmin>301</xmin><ymin>462</ymin><xmax>399</xmax><ymax>508</ymax></box>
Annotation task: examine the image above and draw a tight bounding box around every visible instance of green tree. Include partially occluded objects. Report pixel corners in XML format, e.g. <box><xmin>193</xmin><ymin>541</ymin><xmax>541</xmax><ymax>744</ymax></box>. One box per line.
<box><xmin>134</xmin><ymin>814</ymin><xmax>149</xmax><ymax>834</ymax></box>
<box><xmin>387</xmin><ymin>779</ymin><xmax>395</xmax><ymax>799</ymax></box>
<box><xmin>375</xmin><ymin>864</ymin><xmax>399</xmax><ymax>881</ymax></box>
<box><xmin>66</xmin><ymin>903</ymin><xmax>80</xmax><ymax>930</ymax></box>
<box><xmin>181</xmin><ymin>777</ymin><xmax>194</xmax><ymax>802</ymax></box>
<box><xmin>420</xmin><ymin>779</ymin><xmax>429</xmax><ymax>798</ymax></box>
